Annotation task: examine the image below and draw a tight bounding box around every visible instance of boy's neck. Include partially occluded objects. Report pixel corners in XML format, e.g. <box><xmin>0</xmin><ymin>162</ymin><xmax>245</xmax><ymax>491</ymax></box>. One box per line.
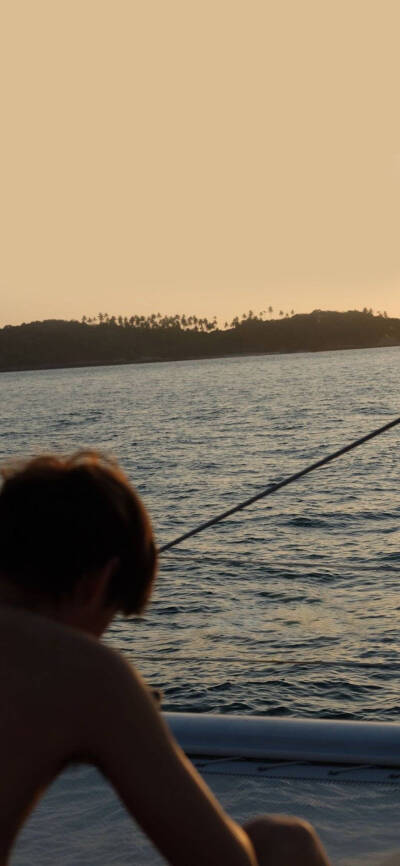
<box><xmin>0</xmin><ymin>577</ymin><xmax>113</xmax><ymax>637</ymax></box>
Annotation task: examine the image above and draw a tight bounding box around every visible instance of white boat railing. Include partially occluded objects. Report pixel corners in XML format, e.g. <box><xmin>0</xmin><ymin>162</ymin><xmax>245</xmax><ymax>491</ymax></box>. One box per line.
<box><xmin>165</xmin><ymin>712</ymin><xmax>400</xmax><ymax>767</ymax></box>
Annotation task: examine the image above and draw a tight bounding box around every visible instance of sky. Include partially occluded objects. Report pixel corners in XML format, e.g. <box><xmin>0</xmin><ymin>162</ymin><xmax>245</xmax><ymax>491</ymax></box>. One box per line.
<box><xmin>0</xmin><ymin>0</ymin><xmax>399</xmax><ymax>327</ymax></box>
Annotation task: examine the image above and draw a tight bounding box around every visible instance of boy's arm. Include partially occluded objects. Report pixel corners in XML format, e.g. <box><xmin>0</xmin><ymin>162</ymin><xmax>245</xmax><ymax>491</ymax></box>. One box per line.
<box><xmin>80</xmin><ymin>646</ymin><xmax>257</xmax><ymax>866</ymax></box>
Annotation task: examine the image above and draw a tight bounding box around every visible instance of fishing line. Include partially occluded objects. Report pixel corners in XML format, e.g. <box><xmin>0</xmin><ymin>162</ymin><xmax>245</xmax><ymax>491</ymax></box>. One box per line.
<box><xmin>159</xmin><ymin>415</ymin><xmax>400</xmax><ymax>553</ymax></box>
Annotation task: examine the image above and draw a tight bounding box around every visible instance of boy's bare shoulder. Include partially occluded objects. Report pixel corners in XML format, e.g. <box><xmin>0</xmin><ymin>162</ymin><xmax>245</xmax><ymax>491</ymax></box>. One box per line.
<box><xmin>0</xmin><ymin>607</ymin><xmax>137</xmax><ymax>779</ymax></box>
<box><xmin>0</xmin><ymin>606</ymin><xmax>127</xmax><ymax>710</ymax></box>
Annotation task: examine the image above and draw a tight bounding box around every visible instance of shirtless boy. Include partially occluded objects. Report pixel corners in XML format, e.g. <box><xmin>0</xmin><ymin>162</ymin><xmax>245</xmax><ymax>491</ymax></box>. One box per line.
<box><xmin>0</xmin><ymin>451</ymin><xmax>330</xmax><ymax>866</ymax></box>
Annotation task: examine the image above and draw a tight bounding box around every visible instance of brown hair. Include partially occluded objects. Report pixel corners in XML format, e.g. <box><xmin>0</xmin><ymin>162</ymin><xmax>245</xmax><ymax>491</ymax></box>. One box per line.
<box><xmin>0</xmin><ymin>452</ymin><xmax>157</xmax><ymax>615</ymax></box>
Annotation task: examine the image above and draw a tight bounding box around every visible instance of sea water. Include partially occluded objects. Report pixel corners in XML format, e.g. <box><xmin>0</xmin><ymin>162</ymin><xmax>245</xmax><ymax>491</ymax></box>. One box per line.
<box><xmin>1</xmin><ymin>346</ymin><xmax>399</xmax><ymax>720</ymax></box>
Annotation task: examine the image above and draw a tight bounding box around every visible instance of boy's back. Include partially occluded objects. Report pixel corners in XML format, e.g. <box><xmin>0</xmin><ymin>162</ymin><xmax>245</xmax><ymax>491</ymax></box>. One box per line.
<box><xmin>0</xmin><ymin>604</ymin><xmax>261</xmax><ymax>866</ymax></box>
<box><xmin>0</xmin><ymin>606</ymin><xmax>107</xmax><ymax>864</ymax></box>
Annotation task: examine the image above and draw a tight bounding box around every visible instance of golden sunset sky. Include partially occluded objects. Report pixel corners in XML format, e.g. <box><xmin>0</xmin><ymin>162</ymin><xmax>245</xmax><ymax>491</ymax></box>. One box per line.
<box><xmin>0</xmin><ymin>0</ymin><xmax>399</xmax><ymax>327</ymax></box>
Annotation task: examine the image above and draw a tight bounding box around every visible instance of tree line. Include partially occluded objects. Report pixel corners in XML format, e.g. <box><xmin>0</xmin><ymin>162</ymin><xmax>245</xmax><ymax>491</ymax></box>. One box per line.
<box><xmin>82</xmin><ymin>308</ymin><xmax>276</xmax><ymax>330</ymax></box>
<box><xmin>0</xmin><ymin>308</ymin><xmax>398</xmax><ymax>372</ymax></box>
<box><xmin>79</xmin><ymin>307</ymin><xmax>387</xmax><ymax>330</ymax></box>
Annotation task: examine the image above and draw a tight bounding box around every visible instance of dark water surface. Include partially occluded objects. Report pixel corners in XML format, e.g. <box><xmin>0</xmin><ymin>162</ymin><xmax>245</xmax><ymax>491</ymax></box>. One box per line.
<box><xmin>1</xmin><ymin>347</ymin><xmax>399</xmax><ymax>720</ymax></box>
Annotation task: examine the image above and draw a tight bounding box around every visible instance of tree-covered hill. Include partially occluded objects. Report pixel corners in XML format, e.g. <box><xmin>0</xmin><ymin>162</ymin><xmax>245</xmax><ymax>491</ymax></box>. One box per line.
<box><xmin>1</xmin><ymin>309</ymin><xmax>399</xmax><ymax>372</ymax></box>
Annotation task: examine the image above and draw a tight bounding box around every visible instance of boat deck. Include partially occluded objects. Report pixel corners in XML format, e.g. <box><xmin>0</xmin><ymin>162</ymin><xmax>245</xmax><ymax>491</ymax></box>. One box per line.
<box><xmin>12</xmin><ymin>714</ymin><xmax>400</xmax><ymax>865</ymax></box>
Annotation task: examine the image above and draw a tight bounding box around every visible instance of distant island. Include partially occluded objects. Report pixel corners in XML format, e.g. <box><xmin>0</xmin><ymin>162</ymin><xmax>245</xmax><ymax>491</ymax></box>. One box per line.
<box><xmin>1</xmin><ymin>309</ymin><xmax>399</xmax><ymax>373</ymax></box>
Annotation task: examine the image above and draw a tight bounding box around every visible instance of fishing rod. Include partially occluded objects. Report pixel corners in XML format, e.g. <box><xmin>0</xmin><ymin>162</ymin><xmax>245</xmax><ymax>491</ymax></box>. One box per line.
<box><xmin>159</xmin><ymin>414</ymin><xmax>400</xmax><ymax>553</ymax></box>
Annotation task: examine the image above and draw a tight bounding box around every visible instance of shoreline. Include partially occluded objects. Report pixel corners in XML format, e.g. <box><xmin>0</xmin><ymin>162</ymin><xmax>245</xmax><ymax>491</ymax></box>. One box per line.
<box><xmin>0</xmin><ymin>341</ymin><xmax>399</xmax><ymax>375</ymax></box>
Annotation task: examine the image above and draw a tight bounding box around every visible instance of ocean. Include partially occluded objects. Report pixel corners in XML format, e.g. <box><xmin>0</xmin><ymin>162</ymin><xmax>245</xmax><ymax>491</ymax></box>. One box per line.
<box><xmin>1</xmin><ymin>346</ymin><xmax>399</xmax><ymax>721</ymax></box>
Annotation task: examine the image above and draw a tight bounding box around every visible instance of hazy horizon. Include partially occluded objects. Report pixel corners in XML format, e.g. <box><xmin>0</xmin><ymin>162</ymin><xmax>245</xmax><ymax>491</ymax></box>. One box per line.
<box><xmin>1</xmin><ymin>1</ymin><xmax>399</xmax><ymax>328</ymax></box>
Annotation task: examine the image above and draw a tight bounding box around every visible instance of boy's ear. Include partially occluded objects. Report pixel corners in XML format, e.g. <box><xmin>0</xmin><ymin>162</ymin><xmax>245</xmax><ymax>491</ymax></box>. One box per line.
<box><xmin>77</xmin><ymin>557</ymin><xmax>120</xmax><ymax>607</ymax></box>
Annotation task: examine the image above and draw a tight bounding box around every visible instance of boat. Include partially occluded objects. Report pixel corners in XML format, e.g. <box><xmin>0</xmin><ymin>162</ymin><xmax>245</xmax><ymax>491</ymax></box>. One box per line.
<box><xmin>12</xmin><ymin>712</ymin><xmax>400</xmax><ymax>865</ymax></box>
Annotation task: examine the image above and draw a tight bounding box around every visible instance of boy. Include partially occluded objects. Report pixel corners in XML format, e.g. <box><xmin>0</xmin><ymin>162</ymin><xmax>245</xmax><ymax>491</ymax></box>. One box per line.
<box><xmin>0</xmin><ymin>451</ymin><xmax>330</xmax><ymax>866</ymax></box>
